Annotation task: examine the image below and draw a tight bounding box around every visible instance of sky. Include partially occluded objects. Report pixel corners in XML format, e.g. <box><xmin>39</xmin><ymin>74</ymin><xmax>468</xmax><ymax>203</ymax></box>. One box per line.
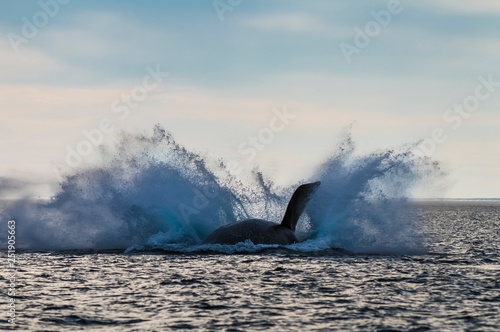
<box><xmin>0</xmin><ymin>0</ymin><xmax>499</xmax><ymax>198</ymax></box>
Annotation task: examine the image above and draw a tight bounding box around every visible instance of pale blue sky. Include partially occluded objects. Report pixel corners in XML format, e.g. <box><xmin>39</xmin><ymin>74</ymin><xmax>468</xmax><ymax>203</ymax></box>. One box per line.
<box><xmin>1</xmin><ymin>0</ymin><xmax>499</xmax><ymax>198</ymax></box>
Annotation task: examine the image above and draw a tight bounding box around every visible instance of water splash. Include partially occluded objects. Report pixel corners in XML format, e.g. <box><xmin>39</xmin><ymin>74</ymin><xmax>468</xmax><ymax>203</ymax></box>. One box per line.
<box><xmin>0</xmin><ymin>125</ymin><xmax>445</xmax><ymax>254</ymax></box>
<box><xmin>305</xmin><ymin>129</ymin><xmax>445</xmax><ymax>254</ymax></box>
<box><xmin>1</xmin><ymin>125</ymin><xmax>277</xmax><ymax>250</ymax></box>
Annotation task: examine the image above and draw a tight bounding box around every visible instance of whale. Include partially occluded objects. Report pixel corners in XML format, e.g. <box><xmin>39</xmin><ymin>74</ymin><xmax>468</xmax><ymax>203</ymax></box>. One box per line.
<box><xmin>202</xmin><ymin>181</ymin><xmax>321</xmax><ymax>245</ymax></box>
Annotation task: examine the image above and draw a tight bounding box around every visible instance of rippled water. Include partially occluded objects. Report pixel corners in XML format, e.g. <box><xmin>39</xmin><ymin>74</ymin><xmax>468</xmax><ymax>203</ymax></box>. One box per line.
<box><xmin>2</xmin><ymin>201</ymin><xmax>499</xmax><ymax>331</ymax></box>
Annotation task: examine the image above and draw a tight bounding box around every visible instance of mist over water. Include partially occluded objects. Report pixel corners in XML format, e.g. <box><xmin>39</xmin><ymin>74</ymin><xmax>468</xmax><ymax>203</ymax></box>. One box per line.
<box><xmin>1</xmin><ymin>125</ymin><xmax>445</xmax><ymax>254</ymax></box>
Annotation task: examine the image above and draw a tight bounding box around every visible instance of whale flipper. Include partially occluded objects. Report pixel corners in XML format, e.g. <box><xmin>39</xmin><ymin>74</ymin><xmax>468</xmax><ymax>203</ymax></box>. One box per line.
<box><xmin>202</xmin><ymin>181</ymin><xmax>321</xmax><ymax>245</ymax></box>
<box><xmin>280</xmin><ymin>181</ymin><xmax>321</xmax><ymax>231</ymax></box>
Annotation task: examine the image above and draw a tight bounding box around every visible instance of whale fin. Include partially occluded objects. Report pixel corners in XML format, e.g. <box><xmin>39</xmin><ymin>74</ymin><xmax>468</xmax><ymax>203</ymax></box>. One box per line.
<box><xmin>281</xmin><ymin>181</ymin><xmax>321</xmax><ymax>231</ymax></box>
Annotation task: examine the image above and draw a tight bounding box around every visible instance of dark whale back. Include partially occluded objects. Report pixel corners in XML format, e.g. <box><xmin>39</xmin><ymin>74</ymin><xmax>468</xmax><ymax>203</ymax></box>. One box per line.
<box><xmin>202</xmin><ymin>219</ymin><xmax>297</xmax><ymax>245</ymax></box>
<box><xmin>202</xmin><ymin>181</ymin><xmax>321</xmax><ymax>245</ymax></box>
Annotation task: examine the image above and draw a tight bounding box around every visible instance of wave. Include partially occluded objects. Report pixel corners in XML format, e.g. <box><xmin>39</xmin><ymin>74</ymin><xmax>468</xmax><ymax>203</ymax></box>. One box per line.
<box><xmin>0</xmin><ymin>125</ymin><xmax>445</xmax><ymax>254</ymax></box>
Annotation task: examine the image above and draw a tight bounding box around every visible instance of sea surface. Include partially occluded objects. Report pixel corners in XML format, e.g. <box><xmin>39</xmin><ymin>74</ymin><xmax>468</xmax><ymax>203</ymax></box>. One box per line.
<box><xmin>1</xmin><ymin>201</ymin><xmax>499</xmax><ymax>331</ymax></box>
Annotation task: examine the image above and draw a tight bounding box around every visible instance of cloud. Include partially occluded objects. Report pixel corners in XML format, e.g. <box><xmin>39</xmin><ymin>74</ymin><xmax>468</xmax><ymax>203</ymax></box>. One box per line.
<box><xmin>241</xmin><ymin>12</ymin><xmax>349</xmax><ymax>37</ymax></box>
<box><xmin>429</xmin><ymin>0</ymin><xmax>500</xmax><ymax>13</ymax></box>
<box><xmin>0</xmin><ymin>33</ymin><xmax>67</xmax><ymax>84</ymax></box>
<box><xmin>0</xmin><ymin>11</ymin><xmax>168</xmax><ymax>86</ymax></box>
<box><xmin>40</xmin><ymin>11</ymin><xmax>160</xmax><ymax>59</ymax></box>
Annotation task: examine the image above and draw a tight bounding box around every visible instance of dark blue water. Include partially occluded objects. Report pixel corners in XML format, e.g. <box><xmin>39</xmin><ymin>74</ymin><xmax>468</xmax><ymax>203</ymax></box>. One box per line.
<box><xmin>0</xmin><ymin>201</ymin><xmax>498</xmax><ymax>331</ymax></box>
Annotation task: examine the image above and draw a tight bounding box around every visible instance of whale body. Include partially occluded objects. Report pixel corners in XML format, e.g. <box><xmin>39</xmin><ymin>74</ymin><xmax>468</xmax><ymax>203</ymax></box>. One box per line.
<box><xmin>203</xmin><ymin>181</ymin><xmax>320</xmax><ymax>245</ymax></box>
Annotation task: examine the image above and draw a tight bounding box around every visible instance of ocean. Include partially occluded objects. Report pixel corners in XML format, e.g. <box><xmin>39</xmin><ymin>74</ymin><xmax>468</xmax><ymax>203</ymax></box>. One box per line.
<box><xmin>1</xmin><ymin>128</ymin><xmax>499</xmax><ymax>331</ymax></box>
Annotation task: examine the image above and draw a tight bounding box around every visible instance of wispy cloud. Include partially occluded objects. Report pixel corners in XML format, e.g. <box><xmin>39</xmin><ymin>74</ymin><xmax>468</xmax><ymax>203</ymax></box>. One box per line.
<box><xmin>241</xmin><ymin>12</ymin><xmax>348</xmax><ymax>37</ymax></box>
<box><xmin>427</xmin><ymin>0</ymin><xmax>500</xmax><ymax>13</ymax></box>
<box><xmin>0</xmin><ymin>33</ymin><xmax>66</xmax><ymax>83</ymax></box>
<box><xmin>40</xmin><ymin>11</ymin><xmax>161</xmax><ymax>59</ymax></box>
